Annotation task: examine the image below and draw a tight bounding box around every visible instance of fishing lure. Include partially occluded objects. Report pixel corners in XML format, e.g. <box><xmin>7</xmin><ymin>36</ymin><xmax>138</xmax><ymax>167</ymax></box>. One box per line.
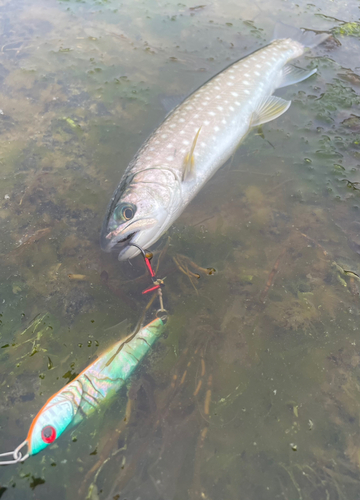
<box><xmin>0</xmin><ymin>316</ymin><xmax>166</xmax><ymax>464</ymax></box>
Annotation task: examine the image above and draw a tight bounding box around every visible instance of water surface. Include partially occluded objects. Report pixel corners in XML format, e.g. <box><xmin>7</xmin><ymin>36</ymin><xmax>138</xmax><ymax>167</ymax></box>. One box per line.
<box><xmin>0</xmin><ymin>0</ymin><xmax>360</xmax><ymax>498</ymax></box>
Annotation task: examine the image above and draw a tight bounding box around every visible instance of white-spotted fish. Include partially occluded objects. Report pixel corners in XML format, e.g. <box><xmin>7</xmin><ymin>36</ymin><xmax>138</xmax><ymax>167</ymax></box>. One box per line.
<box><xmin>101</xmin><ymin>25</ymin><xmax>328</xmax><ymax>260</ymax></box>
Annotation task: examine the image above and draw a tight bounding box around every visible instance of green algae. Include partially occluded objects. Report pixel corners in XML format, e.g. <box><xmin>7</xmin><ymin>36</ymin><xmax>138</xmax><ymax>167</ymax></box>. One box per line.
<box><xmin>333</xmin><ymin>22</ymin><xmax>360</xmax><ymax>38</ymax></box>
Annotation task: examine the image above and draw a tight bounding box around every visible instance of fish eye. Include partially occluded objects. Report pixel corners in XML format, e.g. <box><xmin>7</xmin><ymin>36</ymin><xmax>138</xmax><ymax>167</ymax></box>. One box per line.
<box><xmin>114</xmin><ymin>203</ymin><xmax>136</xmax><ymax>222</ymax></box>
<box><xmin>123</xmin><ymin>206</ymin><xmax>134</xmax><ymax>220</ymax></box>
<box><xmin>41</xmin><ymin>425</ymin><xmax>57</xmax><ymax>444</ymax></box>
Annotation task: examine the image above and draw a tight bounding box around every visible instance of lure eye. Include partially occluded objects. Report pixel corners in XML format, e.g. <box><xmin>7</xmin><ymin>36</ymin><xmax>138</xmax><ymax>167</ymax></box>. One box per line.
<box><xmin>114</xmin><ymin>203</ymin><xmax>136</xmax><ymax>223</ymax></box>
<box><xmin>41</xmin><ymin>425</ymin><xmax>57</xmax><ymax>444</ymax></box>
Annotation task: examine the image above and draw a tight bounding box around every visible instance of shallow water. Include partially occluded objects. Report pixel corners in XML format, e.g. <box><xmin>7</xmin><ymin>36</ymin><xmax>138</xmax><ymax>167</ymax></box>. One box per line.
<box><xmin>0</xmin><ymin>0</ymin><xmax>360</xmax><ymax>498</ymax></box>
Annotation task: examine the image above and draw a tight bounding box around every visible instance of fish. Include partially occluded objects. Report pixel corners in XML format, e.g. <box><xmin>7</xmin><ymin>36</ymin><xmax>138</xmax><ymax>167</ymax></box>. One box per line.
<box><xmin>100</xmin><ymin>24</ymin><xmax>329</xmax><ymax>260</ymax></box>
<box><xmin>0</xmin><ymin>317</ymin><xmax>166</xmax><ymax>462</ymax></box>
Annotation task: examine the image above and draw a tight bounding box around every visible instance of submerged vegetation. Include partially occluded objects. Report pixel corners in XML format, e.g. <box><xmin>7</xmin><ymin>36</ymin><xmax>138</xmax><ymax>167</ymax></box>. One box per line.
<box><xmin>0</xmin><ymin>0</ymin><xmax>360</xmax><ymax>498</ymax></box>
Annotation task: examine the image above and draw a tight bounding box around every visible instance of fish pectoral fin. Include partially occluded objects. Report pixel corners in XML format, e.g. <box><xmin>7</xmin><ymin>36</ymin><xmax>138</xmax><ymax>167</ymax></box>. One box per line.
<box><xmin>251</xmin><ymin>96</ymin><xmax>291</xmax><ymax>127</ymax></box>
<box><xmin>277</xmin><ymin>65</ymin><xmax>317</xmax><ymax>89</ymax></box>
<box><xmin>182</xmin><ymin>152</ymin><xmax>194</xmax><ymax>181</ymax></box>
<box><xmin>182</xmin><ymin>127</ymin><xmax>201</xmax><ymax>182</ymax></box>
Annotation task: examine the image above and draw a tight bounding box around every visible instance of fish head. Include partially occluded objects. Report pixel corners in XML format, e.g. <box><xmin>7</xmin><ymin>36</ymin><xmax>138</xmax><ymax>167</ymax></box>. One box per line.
<box><xmin>27</xmin><ymin>397</ymin><xmax>75</xmax><ymax>455</ymax></box>
<box><xmin>100</xmin><ymin>187</ymin><xmax>170</xmax><ymax>261</ymax></box>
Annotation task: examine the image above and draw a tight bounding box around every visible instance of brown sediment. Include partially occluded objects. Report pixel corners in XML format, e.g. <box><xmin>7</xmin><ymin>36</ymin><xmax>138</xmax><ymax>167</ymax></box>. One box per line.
<box><xmin>78</xmin><ymin>398</ymin><xmax>133</xmax><ymax>497</ymax></box>
<box><xmin>259</xmin><ymin>248</ymin><xmax>287</xmax><ymax>302</ymax></box>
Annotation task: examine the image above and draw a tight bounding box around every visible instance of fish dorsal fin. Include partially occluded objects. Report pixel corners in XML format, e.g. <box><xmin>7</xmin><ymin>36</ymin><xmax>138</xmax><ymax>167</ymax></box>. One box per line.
<box><xmin>277</xmin><ymin>65</ymin><xmax>317</xmax><ymax>89</ymax></box>
<box><xmin>182</xmin><ymin>127</ymin><xmax>201</xmax><ymax>182</ymax></box>
<box><xmin>251</xmin><ymin>96</ymin><xmax>291</xmax><ymax>127</ymax></box>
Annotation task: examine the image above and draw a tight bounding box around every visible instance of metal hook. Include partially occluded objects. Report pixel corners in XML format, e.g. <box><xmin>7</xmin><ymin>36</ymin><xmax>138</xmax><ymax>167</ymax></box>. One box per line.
<box><xmin>0</xmin><ymin>439</ymin><xmax>29</xmax><ymax>465</ymax></box>
<box><xmin>128</xmin><ymin>242</ymin><xmax>147</xmax><ymax>259</ymax></box>
<box><xmin>129</xmin><ymin>242</ymin><xmax>159</xmax><ymax>281</ymax></box>
<box><xmin>129</xmin><ymin>242</ymin><xmax>167</xmax><ymax>315</ymax></box>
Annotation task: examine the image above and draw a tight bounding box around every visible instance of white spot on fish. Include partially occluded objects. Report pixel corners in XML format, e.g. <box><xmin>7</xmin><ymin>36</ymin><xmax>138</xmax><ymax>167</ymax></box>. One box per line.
<box><xmin>243</xmin><ymin>81</ymin><xmax>249</xmax><ymax>85</ymax></box>
<box><xmin>155</xmin><ymin>140</ymin><xmax>160</xmax><ymax>144</ymax></box>
<box><xmin>244</xmin><ymin>89</ymin><xmax>250</xmax><ymax>94</ymax></box>
<box><xmin>182</xmin><ymin>139</ymin><xmax>190</xmax><ymax>145</ymax></box>
<box><xmin>214</xmin><ymin>126</ymin><xmax>220</xmax><ymax>132</ymax></box>
<box><xmin>255</xmin><ymin>64</ymin><xmax>261</xmax><ymax>68</ymax></box>
<box><xmin>227</xmin><ymin>82</ymin><xmax>234</xmax><ymax>86</ymax></box>
<box><xmin>244</xmin><ymin>73</ymin><xmax>250</xmax><ymax>77</ymax></box>
<box><xmin>179</xmin><ymin>118</ymin><xmax>185</xmax><ymax>123</ymax></box>
<box><xmin>231</xmin><ymin>92</ymin><xmax>239</xmax><ymax>97</ymax></box>
<box><xmin>180</xmin><ymin>131</ymin><xmax>185</xmax><ymax>135</ymax></box>
<box><xmin>149</xmin><ymin>147</ymin><xmax>155</xmax><ymax>151</ymax></box>
<box><xmin>145</xmin><ymin>156</ymin><xmax>151</xmax><ymax>160</ymax></box>
<box><xmin>266</xmin><ymin>61</ymin><xmax>271</xmax><ymax>66</ymax></box>
<box><xmin>229</xmin><ymin>106</ymin><xmax>234</xmax><ymax>111</ymax></box>
<box><xmin>194</xmin><ymin>114</ymin><xmax>199</xmax><ymax>118</ymax></box>
<box><xmin>217</xmin><ymin>106</ymin><xmax>223</xmax><ymax>111</ymax></box>
<box><xmin>170</xmin><ymin>124</ymin><xmax>176</xmax><ymax>128</ymax></box>
<box><xmin>204</xmin><ymin>120</ymin><xmax>210</xmax><ymax>125</ymax></box>
<box><xmin>222</xmin><ymin>119</ymin><xmax>227</xmax><ymax>124</ymax></box>
<box><xmin>229</xmin><ymin>75</ymin><xmax>235</xmax><ymax>79</ymax></box>
<box><xmin>167</xmin><ymin>143</ymin><xmax>173</xmax><ymax>148</ymax></box>
<box><xmin>229</xmin><ymin>69</ymin><xmax>234</xmax><ymax>73</ymax></box>
<box><xmin>208</xmin><ymin>111</ymin><xmax>216</xmax><ymax>116</ymax></box>
<box><xmin>215</xmin><ymin>86</ymin><xmax>221</xmax><ymax>90</ymax></box>
<box><xmin>161</xmin><ymin>134</ymin><xmax>168</xmax><ymax>139</ymax></box>
<box><xmin>185</xmin><ymin>105</ymin><xmax>193</xmax><ymax>110</ymax></box>
<box><xmin>254</xmin><ymin>71</ymin><xmax>260</xmax><ymax>76</ymax></box>
<box><xmin>235</xmin><ymin>101</ymin><xmax>241</xmax><ymax>106</ymax></box>
<box><xmin>166</xmin><ymin>156</ymin><xmax>174</xmax><ymax>161</ymax></box>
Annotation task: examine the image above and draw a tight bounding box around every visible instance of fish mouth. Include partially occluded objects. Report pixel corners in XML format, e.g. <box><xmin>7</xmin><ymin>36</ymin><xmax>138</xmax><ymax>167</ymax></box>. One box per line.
<box><xmin>101</xmin><ymin>206</ymin><xmax>171</xmax><ymax>260</ymax></box>
<box><xmin>114</xmin><ymin>231</ymin><xmax>139</xmax><ymax>258</ymax></box>
<box><xmin>117</xmin><ymin>229</ymin><xmax>157</xmax><ymax>260</ymax></box>
<box><xmin>100</xmin><ymin>230</ymin><xmax>142</xmax><ymax>261</ymax></box>
<box><xmin>100</xmin><ymin>217</ymin><xmax>159</xmax><ymax>260</ymax></box>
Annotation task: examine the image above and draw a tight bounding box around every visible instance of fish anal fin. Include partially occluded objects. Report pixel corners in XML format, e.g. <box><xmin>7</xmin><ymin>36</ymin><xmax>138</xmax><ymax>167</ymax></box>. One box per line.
<box><xmin>251</xmin><ymin>96</ymin><xmax>291</xmax><ymax>128</ymax></box>
<box><xmin>182</xmin><ymin>127</ymin><xmax>201</xmax><ymax>182</ymax></box>
<box><xmin>278</xmin><ymin>65</ymin><xmax>317</xmax><ymax>89</ymax></box>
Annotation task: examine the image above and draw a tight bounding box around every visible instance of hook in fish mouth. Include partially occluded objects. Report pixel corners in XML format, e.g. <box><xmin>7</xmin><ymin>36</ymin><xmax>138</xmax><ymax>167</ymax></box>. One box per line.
<box><xmin>101</xmin><ymin>217</ymin><xmax>158</xmax><ymax>253</ymax></box>
<box><xmin>103</xmin><ymin>231</ymin><xmax>138</xmax><ymax>258</ymax></box>
<box><xmin>128</xmin><ymin>241</ymin><xmax>148</xmax><ymax>258</ymax></box>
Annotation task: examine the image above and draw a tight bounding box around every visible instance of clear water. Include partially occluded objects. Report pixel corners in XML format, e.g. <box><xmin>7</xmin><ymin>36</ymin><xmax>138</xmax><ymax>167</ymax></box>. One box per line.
<box><xmin>0</xmin><ymin>0</ymin><xmax>360</xmax><ymax>498</ymax></box>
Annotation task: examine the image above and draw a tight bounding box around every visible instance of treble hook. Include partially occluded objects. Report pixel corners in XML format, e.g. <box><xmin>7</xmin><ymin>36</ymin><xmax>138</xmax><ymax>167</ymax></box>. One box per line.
<box><xmin>0</xmin><ymin>439</ymin><xmax>29</xmax><ymax>465</ymax></box>
<box><xmin>129</xmin><ymin>242</ymin><xmax>165</xmax><ymax>294</ymax></box>
<box><xmin>129</xmin><ymin>243</ymin><xmax>156</xmax><ymax>278</ymax></box>
<box><xmin>129</xmin><ymin>242</ymin><xmax>167</xmax><ymax>315</ymax></box>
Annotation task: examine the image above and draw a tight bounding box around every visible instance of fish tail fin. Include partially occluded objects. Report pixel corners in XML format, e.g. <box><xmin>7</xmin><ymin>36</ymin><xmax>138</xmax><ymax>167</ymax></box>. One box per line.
<box><xmin>273</xmin><ymin>22</ymin><xmax>330</xmax><ymax>48</ymax></box>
